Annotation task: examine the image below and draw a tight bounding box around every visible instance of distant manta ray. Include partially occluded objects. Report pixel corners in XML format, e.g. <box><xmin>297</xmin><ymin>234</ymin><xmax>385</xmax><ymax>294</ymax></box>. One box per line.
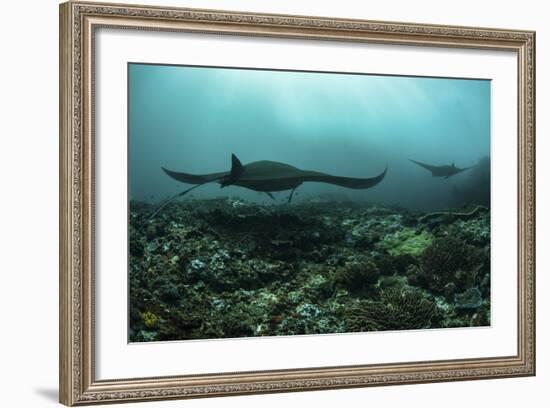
<box><xmin>146</xmin><ymin>154</ymin><xmax>387</xmax><ymax>221</ymax></box>
<box><xmin>409</xmin><ymin>159</ymin><xmax>473</xmax><ymax>179</ymax></box>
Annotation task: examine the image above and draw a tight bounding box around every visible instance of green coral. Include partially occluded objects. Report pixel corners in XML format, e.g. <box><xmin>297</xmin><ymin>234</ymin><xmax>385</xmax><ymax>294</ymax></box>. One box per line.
<box><xmin>140</xmin><ymin>311</ymin><xmax>159</xmax><ymax>329</ymax></box>
<box><xmin>345</xmin><ymin>288</ymin><xmax>438</xmax><ymax>332</ymax></box>
<box><xmin>346</xmin><ymin>214</ymin><xmax>404</xmax><ymax>248</ymax></box>
<box><xmin>378</xmin><ymin>228</ymin><xmax>433</xmax><ymax>257</ymax></box>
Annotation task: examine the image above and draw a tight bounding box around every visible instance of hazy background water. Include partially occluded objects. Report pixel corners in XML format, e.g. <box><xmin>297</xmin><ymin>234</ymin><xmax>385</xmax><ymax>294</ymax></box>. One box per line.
<box><xmin>129</xmin><ymin>63</ymin><xmax>490</xmax><ymax>211</ymax></box>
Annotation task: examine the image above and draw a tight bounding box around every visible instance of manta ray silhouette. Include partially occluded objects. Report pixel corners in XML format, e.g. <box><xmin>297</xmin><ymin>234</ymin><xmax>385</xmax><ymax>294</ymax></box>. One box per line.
<box><xmin>146</xmin><ymin>154</ymin><xmax>387</xmax><ymax>221</ymax></box>
<box><xmin>409</xmin><ymin>159</ymin><xmax>473</xmax><ymax>179</ymax></box>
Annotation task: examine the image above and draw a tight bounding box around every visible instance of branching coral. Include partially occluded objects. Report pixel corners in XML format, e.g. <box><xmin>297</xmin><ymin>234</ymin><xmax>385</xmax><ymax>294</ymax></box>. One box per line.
<box><xmin>345</xmin><ymin>288</ymin><xmax>437</xmax><ymax>332</ymax></box>
<box><xmin>418</xmin><ymin>235</ymin><xmax>483</xmax><ymax>294</ymax></box>
<box><xmin>335</xmin><ymin>258</ymin><xmax>380</xmax><ymax>292</ymax></box>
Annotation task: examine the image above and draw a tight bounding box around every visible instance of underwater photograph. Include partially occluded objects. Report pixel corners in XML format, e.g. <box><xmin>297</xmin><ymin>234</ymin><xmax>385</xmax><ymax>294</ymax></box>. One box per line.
<box><xmin>128</xmin><ymin>63</ymin><xmax>491</xmax><ymax>342</ymax></box>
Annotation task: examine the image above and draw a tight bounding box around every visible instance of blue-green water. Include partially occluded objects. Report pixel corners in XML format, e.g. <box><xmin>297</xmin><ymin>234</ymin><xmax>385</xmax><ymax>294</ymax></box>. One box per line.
<box><xmin>129</xmin><ymin>63</ymin><xmax>490</xmax><ymax>211</ymax></box>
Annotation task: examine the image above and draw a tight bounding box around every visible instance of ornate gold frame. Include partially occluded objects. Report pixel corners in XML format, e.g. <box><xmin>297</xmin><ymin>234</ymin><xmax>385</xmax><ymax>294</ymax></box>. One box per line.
<box><xmin>59</xmin><ymin>1</ymin><xmax>536</xmax><ymax>405</ymax></box>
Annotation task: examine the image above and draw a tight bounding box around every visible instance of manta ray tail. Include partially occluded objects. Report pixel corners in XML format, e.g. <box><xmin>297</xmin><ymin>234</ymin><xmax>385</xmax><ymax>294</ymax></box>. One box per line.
<box><xmin>161</xmin><ymin>167</ymin><xmax>227</xmax><ymax>184</ymax></box>
<box><xmin>143</xmin><ymin>183</ymin><xmax>206</xmax><ymax>224</ymax></box>
<box><xmin>149</xmin><ymin>154</ymin><xmax>241</xmax><ymax>222</ymax></box>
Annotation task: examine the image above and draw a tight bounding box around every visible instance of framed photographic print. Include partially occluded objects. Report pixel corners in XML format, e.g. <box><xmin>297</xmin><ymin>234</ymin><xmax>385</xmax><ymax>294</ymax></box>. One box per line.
<box><xmin>59</xmin><ymin>1</ymin><xmax>536</xmax><ymax>405</ymax></box>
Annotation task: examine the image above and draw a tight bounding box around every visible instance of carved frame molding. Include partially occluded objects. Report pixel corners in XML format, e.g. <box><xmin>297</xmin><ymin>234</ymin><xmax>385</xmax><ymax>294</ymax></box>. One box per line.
<box><xmin>59</xmin><ymin>1</ymin><xmax>535</xmax><ymax>405</ymax></box>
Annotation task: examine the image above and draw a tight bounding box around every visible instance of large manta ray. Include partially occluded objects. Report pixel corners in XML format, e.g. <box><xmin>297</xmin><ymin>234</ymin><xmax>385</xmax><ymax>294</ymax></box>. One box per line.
<box><xmin>146</xmin><ymin>154</ymin><xmax>387</xmax><ymax>221</ymax></box>
<box><xmin>409</xmin><ymin>159</ymin><xmax>473</xmax><ymax>179</ymax></box>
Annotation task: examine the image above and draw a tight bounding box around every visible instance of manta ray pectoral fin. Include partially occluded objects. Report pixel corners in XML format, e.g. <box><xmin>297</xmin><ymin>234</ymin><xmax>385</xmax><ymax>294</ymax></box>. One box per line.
<box><xmin>409</xmin><ymin>159</ymin><xmax>438</xmax><ymax>174</ymax></box>
<box><xmin>303</xmin><ymin>165</ymin><xmax>387</xmax><ymax>189</ymax></box>
<box><xmin>162</xmin><ymin>167</ymin><xmax>228</xmax><ymax>185</ymax></box>
<box><xmin>452</xmin><ymin>166</ymin><xmax>474</xmax><ymax>177</ymax></box>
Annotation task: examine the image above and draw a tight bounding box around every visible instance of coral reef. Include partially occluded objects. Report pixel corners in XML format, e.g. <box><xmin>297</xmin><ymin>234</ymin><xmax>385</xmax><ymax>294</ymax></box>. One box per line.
<box><xmin>378</xmin><ymin>228</ymin><xmax>433</xmax><ymax>257</ymax></box>
<box><xmin>345</xmin><ymin>288</ymin><xmax>438</xmax><ymax>332</ymax></box>
<box><xmin>335</xmin><ymin>257</ymin><xmax>380</xmax><ymax>293</ymax></box>
<box><xmin>128</xmin><ymin>198</ymin><xmax>490</xmax><ymax>341</ymax></box>
<box><xmin>417</xmin><ymin>235</ymin><xmax>484</xmax><ymax>294</ymax></box>
<box><xmin>454</xmin><ymin>287</ymin><xmax>483</xmax><ymax>309</ymax></box>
